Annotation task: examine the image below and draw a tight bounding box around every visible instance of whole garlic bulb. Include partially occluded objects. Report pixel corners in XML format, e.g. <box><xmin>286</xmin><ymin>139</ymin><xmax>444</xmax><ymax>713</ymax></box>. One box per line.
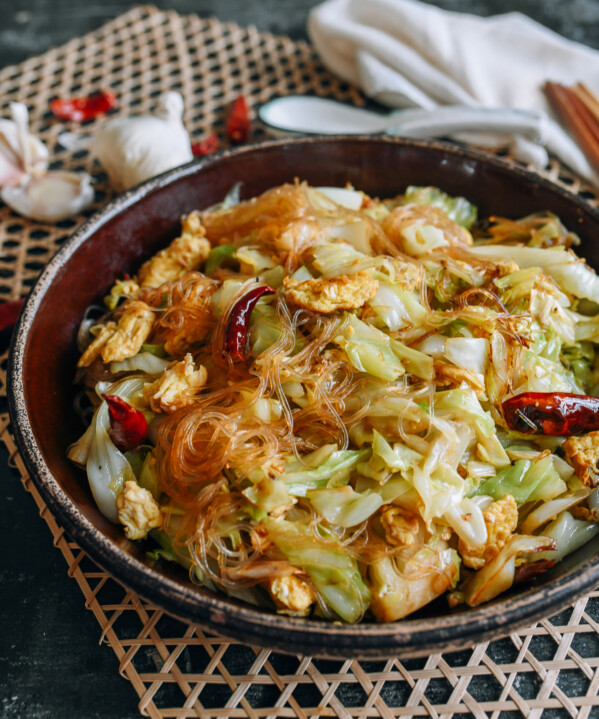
<box><xmin>92</xmin><ymin>92</ymin><xmax>193</xmax><ymax>191</ymax></box>
<box><xmin>1</xmin><ymin>171</ymin><xmax>94</xmax><ymax>222</ymax></box>
<box><xmin>0</xmin><ymin>102</ymin><xmax>94</xmax><ymax>223</ymax></box>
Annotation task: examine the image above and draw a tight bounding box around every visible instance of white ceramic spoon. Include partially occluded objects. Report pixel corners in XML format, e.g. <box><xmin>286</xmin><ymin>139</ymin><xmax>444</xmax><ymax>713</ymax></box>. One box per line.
<box><xmin>258</xmin><ymin>95</ymin><xmax>547</xmax><ymax>141</ymax></box>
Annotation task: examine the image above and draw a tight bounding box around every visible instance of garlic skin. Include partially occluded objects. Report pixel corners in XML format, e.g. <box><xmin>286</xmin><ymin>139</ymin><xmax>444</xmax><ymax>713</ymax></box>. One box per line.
<box><xmin>0</xmin><ymin>109</ymin><xmax>49</xmax><ymax>188</ymax></box>
<box><xmin>1</xmin><ymin>171</ymin><xmax>94</xmax><ymax>222</ymax></box>
<box><xmin>92</xmin><ymin>92</ymin><xmax>193</xmax><ymax>192</ymax></box>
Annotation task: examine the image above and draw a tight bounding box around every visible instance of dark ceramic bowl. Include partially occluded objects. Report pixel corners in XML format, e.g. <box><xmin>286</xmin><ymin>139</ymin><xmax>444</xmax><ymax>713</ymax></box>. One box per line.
<box><xmin>8</xmin><ymin>137</ymin><xmax>599</xmax><ymax>658</ymax></box>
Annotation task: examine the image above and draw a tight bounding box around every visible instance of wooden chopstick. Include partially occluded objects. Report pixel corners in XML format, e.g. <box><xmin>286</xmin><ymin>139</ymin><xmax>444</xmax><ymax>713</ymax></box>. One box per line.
<box><xmin>544</xmin><ymin>80</ymin><xmax>599</xmax><ymax>172</ymax></box>
<box><xmin>574</xmin><ymin>83</ymin><xmax>599</xmax><ymax>125</ymax></box>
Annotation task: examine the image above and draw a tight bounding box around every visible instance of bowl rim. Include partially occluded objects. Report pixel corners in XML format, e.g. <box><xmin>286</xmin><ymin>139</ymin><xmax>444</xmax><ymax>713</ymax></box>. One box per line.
<box><xmin>8</xmin><ymin>135</ymin><xmax>599</xmax><ymax>658</ymax></box>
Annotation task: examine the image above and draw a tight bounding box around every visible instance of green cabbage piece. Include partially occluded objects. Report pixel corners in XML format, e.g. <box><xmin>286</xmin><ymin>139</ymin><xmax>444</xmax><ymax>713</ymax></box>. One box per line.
<box><xmin>281</xmin><ymin>447</ymin><xmax>369</xmax><ymax>497</ymax></box>
<box><xmin>139</xmin><ymin>450</ymin><xmax>160</xmax><ymax>501</ymax></box>
<box><xmin>243</xmin><ymin>477</ymin><xmax>293</xmax><ymax>514</ymax></box>
<box><xmin>434</xmin><ymin>389</ymin><xmax>510</xmax><ymax>468</ymax></box>
<box><xmin>474</xmin><ymin>456</ymin><xmax>566</xmax><ymax>505</ymax></box>
<box><xmin>148</xmin><ymin>528</ymin><xmax>264</xmax><ymax>607</ymax></box>
<box><xmin>205</xmin><ymin>182</ymin><xmax>242</xmax><ymax>213</ymax></box>
<box><xmin>368</xmin><ymin>282</ymin><xmax>426</xmax><ymax>332</ymax></box>
<box><xmin>110</xmin><ymin>352</ymin><xmax>170</xmax><ymax>375</ymax></box>
<box><xmin>561</xmin><ymin>341</ymin><xmax>595</xmax><ymax>391</ymax></box>
<box><xmin>147</xmin><ymin>529</ymin><xmax>183</xmax><ymax>565</ymax></box>
<box><xmin>265</xmin><ymin>518</ymin><xmax>371</xmax><ymax>623</ymax></box>
<box><xmin>574</xmin><ymin>311</ymin><xmax>599</xmax><ymax>344</ymax></box>
<box><xmin>470</xmin><ymin>245</ymin><xmax>599</xmax><ymax>304</ymax></box>
<box><xmin>404</xmin><ymin>185</ymin><xmax>477</xmax><ymax>229</ymax></box>
<box><xmin>140</xmin><ymin>343</ymin><xmax>167</xmax><ymax>358</ymax></box>
<box><xmin>369</xmin><ymin>547</ymin><xmax>459</xmax><ymax>621</ymax></box>
<box><xmin>205</xmin><ymin>244</ymin><xmax>237</xmax><ymax>275</ymax></box>
<box><xmin>516</xmin><ymin>352</ymin><xmax>584</xmax><ymax>395</ymax></box>
<box><xmin>249</xmin><ymin>302</ymin><xmax>283</xmax><ymax>355</ymax></box>
<box><xmin>334</xmin><ymin>314</ymin><xmax>433</xmax><ymax>381</ymax></box>
<box><xmin>307</xmin><ymin>486</ymin><xmax>383</xmax><ymax>527</ymax></box>
<box><xmin>535</xmin><ymin>511</ymin><xmax>599</xmax><ymax>562</ymax></box>
<box><xmin>311</xmin><ymin>241</ymin><xmax>366</xmax><ymax>276</ymax></box>
<box><xmin>357</xmin><ymin>430</ymin><xmax>421</xmax><ymax>483</ymax></box>
<box><xmin>68</xmin><ymin>377</ymin><xmax>148</xmax><ymax>522</ymax></box>
<box><xmin>236</xmin><ymin>246</ymin><xmax>276</xmax><ymax>273</ymax></box>
<box><xmin>103</xmin><ymin>278</ymin><xmax>140</xmax><ymax>311</ymax></box>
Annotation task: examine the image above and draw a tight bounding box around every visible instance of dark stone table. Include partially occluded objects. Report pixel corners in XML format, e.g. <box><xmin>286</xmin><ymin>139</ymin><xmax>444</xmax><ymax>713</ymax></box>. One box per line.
<box><xmin>1</xmin><ymin>1</ymin><xmax>598</xmax><ymax>718</ymax></box>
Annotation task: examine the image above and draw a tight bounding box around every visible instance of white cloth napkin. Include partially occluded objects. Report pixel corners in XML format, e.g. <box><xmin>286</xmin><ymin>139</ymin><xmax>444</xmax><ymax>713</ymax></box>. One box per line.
<box><xmin>309</xmin><ymin>0</ymin><xmax>599</xmax><ymax>185</ymax></box>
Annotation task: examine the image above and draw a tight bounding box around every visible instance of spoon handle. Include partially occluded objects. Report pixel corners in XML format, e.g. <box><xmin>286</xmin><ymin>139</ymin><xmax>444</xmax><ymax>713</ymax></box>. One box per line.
<box><xmin>387</xmin><ymin>106</ymin><xmax>544</xmax><ymax>141</ymax></box>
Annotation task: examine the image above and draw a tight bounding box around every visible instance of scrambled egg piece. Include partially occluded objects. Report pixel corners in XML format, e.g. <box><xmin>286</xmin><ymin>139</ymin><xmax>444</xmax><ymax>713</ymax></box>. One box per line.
<box><xmin>283</xmin><ymin>270</ymin><xmax>378</xmax><ymax>313</ymax></box>
<box><xmin>490</xmin><ymin>259</ymin><xmax>520</xmax><ymax>278</ymax></box>
<box><xmin>563</xmin><ymin>432</ymin><xmax>599</xmax><ymax>487</ymax></box>
<box><xmin>267</xmin><ymin>575</ymin><xmax>315</xmax><ymax>616</ymax></box>
<box><xmin>144</xmin><ymin>353</ymin><xmax>207</xmax><ymax>413</ymax></box>
<box><xmin>137</xmin><ymin>212</ymin><xmax>211</xmax><ymax>288</ymax></box>
<box><xmin>116</xmin><ymin>480</ymin><xmax>162</xmax><ymax>540</ymax></box>
<box><xmin>571</xmin><ymin>505</ymin><xmax>599</xmax><ymax>522</ymax></box>
<box><xmin>459</xmin><ymin>495</ymin><xmax>518</xmax><ymax>570</ymax></box>
<box><xmin>105</xmin><ymin>278</ymin><xmax>140</xmax><ymax>310</ymax></box>
<box><xmin>380</xmin><ymin>507</ymin><xmax>420</xmax><ymax>546</ymax></box>
<box><xmin>78</xmin><ymin>300</ymin><xmax>154</xmax><ymax>367</ymax></box>
<box><xmin>433</xmin><ymin>361</ymin><xmax>486</xmax><ymax>396</ymax></box>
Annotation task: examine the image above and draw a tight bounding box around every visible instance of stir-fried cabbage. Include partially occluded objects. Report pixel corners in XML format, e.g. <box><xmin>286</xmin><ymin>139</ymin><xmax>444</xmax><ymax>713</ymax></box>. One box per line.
<box><xmin>68</xmin><ymin>377</ymin><xmax>148</xmax><ymax>521</ymax></box>
<box><xmin>70</xmin><ymin>180</ymin><xmax>599</xmax><ymax>624</ymax></box>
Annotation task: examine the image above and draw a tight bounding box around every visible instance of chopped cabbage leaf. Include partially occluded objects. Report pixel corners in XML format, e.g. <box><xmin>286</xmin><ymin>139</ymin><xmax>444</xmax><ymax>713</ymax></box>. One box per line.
<box><xmin>307</xmin><ymin>486</ymin><xmax>383</xmax><ymax>527</ymax></box>
<box><xmin>535</xmin><ymin>511</ymin><xmax>599</xmax><ymax>563</ymax></box>
<box><xmin>281</xmin><ymin>448</ymin><xmax>369</xmax><ymax>497</ymax></box>
<box><xmin>69</xmin><ymin>377</ymin><xmax>147</xmax><ymax>522</ymax></box>
<box><xmin>474</xmin><ymin>456</ymin><xmax>566</xmax><ymax>505</ymax></box>
<box><xmin>370</xmin><ymin>546</ymin><xmax>459</xmax><ymax>621</ymax></box>
<box><xmin>404</xmin><ymin>185</ymin><xmax>477</xmax><ymax>229</ymax></box>
<box><xmin>470</xmin><ymin>245</ymin><xmax>599</xmax><ymax>303</ymax></box>
<box><xmin>266</xmin><ymin>519</ymin><xmax>371</xmax><ymax>623</ymax></box>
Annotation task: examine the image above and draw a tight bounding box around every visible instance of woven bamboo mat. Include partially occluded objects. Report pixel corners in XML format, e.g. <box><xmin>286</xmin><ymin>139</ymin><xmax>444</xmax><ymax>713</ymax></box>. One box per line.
<box><xmin>3</xmin><ymin>5</ymin><xmax>599</xmax><ymax>717</ymax></box>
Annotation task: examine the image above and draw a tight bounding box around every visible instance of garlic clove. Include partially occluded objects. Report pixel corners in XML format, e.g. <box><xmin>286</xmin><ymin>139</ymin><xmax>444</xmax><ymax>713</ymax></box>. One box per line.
<box><xmin>91</xmin><ymin>91</ymin><xmax>193</xmax><ymax>192</ymax></box>
<box><xmin>0</xmin><ymin>170</ymin><xmax>94</xmax><ymax>222</ymax></box>
<box><xmin>0</xmin><ymin>117</ymin><xmax>49</xmax><ymax>187</ymax></box>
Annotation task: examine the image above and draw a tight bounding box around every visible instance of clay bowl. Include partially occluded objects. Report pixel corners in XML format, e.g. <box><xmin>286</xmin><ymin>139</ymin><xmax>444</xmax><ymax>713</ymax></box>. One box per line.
<box><xmin>8</xmin><ymin>137</ymin><xmax>599</xmax><ymax>658</ymax></box>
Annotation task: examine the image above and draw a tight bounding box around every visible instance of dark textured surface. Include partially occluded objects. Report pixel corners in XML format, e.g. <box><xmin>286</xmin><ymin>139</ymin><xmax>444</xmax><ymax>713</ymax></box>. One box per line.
<box><xmin>0</xmin><ymin>0</ymin><xmax>598</xmax><ymax>70</ymax></box>
<box><xmin>1</xmin><ymin>1</ymin><xmax>599</xmax><ymax>718</ymax></box>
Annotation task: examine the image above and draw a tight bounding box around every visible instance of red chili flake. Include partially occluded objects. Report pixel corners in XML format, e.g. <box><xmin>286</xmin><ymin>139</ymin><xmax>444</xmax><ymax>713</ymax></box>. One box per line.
<box><xmin>103</xmin><ymin>394</ymin><xmax>148</xmax><ymax>452</ymax></box>
<box><xmin>226</xmin><ymin>96</ymin><xmax>251</xmax><ymax>144</ymax></box>
<box><xmin>224</xmin><ymin>286</ymin><xmax>275</xmax><ymax>362</ymax></box>
<box><xmin>503</xmin><ymin>392</ymin><xmax>599</xmax><ymax>436</ymax></box>
<box><xmin>191</xmin><ymin>133</ymin><xmax>219</xmax><ymax>157</ymax></box>
<box><xmin>50</xmin><ymin>90</ymin><xmax>117</xmax><ymax>122</ymax></box>
<box><xmin>514</xmin><ymin>559</ymin><xmax>554</xmax><ymax>585</ymax></box>
<box><xmin>0</xmin><ymin>299</ymin><xmax>24</xmax><ymax>333</ymax></box>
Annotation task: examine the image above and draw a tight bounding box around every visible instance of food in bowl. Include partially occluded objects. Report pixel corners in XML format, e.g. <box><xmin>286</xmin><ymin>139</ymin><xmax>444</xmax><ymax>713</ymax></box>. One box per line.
<box><xmin>69</xmin><ymin>180</ymin><xmax>599</xmax><ymax>623</ymax></box>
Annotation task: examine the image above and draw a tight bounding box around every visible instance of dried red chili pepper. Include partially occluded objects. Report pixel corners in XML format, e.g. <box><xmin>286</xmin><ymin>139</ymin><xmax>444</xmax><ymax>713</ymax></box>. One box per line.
<box><xmin>224</xmin><ymin>286</ymin><xmax>275</xmax><ymax>362</ymax></box>
<box><xmin>50</xmin><ymin>90</ymin><xmax>117</xmax><ymax>122</ymax></box>
<box><xmin>0</xmin><ymin>299</ymin><xmax>24</xmax><ymax>332</ymax></box>
<box><xmin>503</xmin><ymin>392</ymin><xmax>599</xmax><ymax>436</ymax></box>
<box><xmin>191</xmin><ymin>133</ymin><xmax>219</xmax><ymax>157</ymax></box>
<box><xmin>226</xmin><ymin>96</ymin><xmax>251</xmax><ymax>144</ymax></box>
<box><xmin>103</xmin><ymin>394</ymin><xmax>148</xmax><ymax>452</ymax></box>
